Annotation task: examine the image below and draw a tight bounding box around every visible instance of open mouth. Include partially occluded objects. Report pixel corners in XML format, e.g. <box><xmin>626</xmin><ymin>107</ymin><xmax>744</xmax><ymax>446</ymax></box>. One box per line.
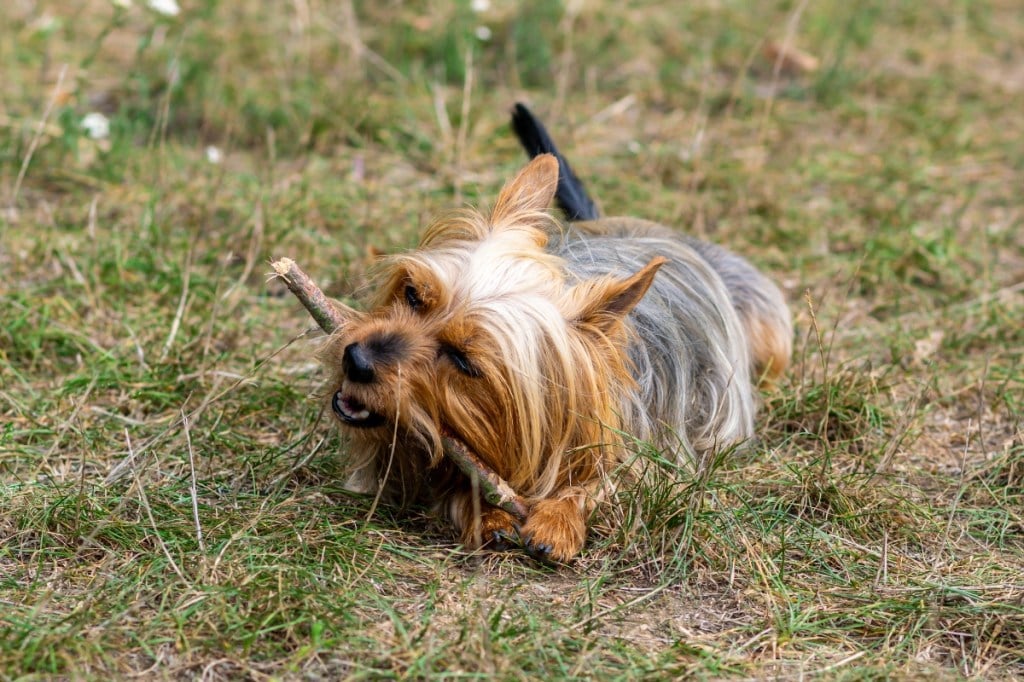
<box><xmin>332</xmin><ymin>391</ymin><xmax>387</xmax><ymax>428</ymax></box>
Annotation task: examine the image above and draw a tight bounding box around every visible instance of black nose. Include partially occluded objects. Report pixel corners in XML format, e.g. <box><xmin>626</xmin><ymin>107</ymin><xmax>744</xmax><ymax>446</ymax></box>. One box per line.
<box><xmin>343</xmin><ymin>342</ymin><xmax>376</xmax><ymax>383</ymax></box>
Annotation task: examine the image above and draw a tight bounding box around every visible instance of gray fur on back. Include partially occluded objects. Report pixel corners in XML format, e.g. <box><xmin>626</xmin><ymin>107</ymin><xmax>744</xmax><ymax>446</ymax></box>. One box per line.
<box><xmin>551</xmin><ymin>218</ymin><xmax>760</xmax><ymax>465</ymax></box>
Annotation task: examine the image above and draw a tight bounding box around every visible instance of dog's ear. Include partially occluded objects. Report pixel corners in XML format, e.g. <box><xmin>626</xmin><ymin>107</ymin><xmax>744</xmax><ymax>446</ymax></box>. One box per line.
<box><xmin>569</xmin><ymin>257</ymin><xmax>666</xmax><ymax>334</ymax></box>
<box><xmin>490</xmin><ymin>154</ymin><xmax>559</xmax><ymax>225</ymax></box>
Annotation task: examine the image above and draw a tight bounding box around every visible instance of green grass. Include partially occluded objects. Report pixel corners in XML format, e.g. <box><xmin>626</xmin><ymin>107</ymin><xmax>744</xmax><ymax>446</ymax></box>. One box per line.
<box><xmin>2</xmin><ymin>0</ymin><xmax>1022</xmax><ymax>678</ymax></box>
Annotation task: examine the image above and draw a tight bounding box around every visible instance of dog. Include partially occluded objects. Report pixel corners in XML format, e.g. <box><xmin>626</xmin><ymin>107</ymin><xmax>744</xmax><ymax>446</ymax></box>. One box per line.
<box><xmin>319</xmin><ymin>104</ymin><xmax>791</xmax><ymax>563</ymax></box>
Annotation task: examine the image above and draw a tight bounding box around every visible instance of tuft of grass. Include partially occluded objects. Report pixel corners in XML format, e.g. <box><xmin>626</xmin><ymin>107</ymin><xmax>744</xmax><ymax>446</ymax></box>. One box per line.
<box><xmin>2</xmin><ymin>0</ymin><xmax>1023</xmax><ymax>678</ymax></box>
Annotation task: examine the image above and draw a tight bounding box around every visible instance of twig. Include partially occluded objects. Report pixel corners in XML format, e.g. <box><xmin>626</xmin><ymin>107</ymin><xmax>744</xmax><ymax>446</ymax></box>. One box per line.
<box><xmin>126</xmin><ymin>429</ymin><xmax>190</xmax><ymax>584</ymax></box>
<box><xmin>269</xmin><ymin>258</ymin><xmax>530</xmax><ymax>523</ymax></box>
<box><xmin>441</xmin><ymin>430</ymin><xmax>529</xmax><ymax>521</ymax></box>
<box><xmin>10</xmin><ymin>64</ymin><xmax>67</xmax><ymax>209</ymax></box>
<box><xmin>270</xmin><ymin>258</ymin><xmax>356</xmax><ymax>336</ymax></box>
<box><xmin>161</xmin><ymin>243</ymin><xmax>193</xmax><ymax>362</ymax></box>
<box><xmin>182</xmin><ymin>409</ymin><xmax>205</xmax><ymax>552</ymax></box>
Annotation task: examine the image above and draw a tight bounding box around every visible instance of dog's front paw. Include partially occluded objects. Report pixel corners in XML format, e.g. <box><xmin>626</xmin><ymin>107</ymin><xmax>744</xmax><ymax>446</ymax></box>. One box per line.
<box><xmin>460</xmin><ymin>506</ymin><xmax>520</xmax><ymax>552</ymax></box>
<box><xmin>520</xmin><ymin>498</ymin><xmax>586</xmax><ymax>563</ymax></box>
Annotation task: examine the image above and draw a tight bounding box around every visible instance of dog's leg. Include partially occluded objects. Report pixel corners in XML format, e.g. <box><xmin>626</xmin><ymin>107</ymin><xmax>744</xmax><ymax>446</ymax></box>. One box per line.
<box><xmin>449</xmin><ymin>491</ymin><xmax>521</xmax><ymax>552</ymax></box>
<box><xmin>520</xmin><ymin>487</ymin><xmax>592</xmax><ymax>563</ymax></box>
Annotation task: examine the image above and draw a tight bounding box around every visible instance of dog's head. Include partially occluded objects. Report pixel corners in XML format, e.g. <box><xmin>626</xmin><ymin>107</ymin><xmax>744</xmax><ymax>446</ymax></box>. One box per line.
<box><xmin>320</xmin><ymin>155</ymin><xmax>664</xmax><ymax>497</ymax></box>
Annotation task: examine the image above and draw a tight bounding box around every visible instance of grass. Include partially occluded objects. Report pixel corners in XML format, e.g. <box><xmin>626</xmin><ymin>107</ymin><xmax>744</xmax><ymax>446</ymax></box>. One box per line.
<box><xmin>2</xmin><ymin>0</ymin><xmax>1022</xmax><ymax>678</ymax></box>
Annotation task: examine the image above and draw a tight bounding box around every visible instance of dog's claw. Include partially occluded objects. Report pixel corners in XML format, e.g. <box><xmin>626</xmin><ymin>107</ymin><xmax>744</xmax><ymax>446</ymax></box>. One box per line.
<box><xmin>522</xmin><ymin>536</ymin><xmax>556</xmax><ymax>562</ymax></box>
<box><xmin>488</xmin><ymin>529</ymin><xmax>518</xmax><ymax>552</ymax></box>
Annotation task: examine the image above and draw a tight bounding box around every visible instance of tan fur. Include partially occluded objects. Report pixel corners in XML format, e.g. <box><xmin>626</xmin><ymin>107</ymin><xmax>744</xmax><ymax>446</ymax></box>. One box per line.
<box><xmin>520</xmin><ymin>493</ymin><xmax>589</xmax><ymax>563</ymax></box>
<box><xmin>746</xmin><ymin>312</ymin><xmax>793</xmax><ymax>384</ymax></box>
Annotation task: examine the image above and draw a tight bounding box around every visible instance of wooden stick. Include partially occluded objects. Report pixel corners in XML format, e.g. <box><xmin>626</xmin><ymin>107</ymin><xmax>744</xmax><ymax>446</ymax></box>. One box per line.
<box><xmin>270</xmin><ymin>257</ymin><xmax>530</xmax><ymax>523</ymax></box>
<box><xmin>271</xmin><ymin>258</ymin><xmax>355</xmax><ymax>337</ymax></box>
<box><xmin>441</xmin><ymin>430</ymin><xmax>530</xmax><ymax>522</ymax></box>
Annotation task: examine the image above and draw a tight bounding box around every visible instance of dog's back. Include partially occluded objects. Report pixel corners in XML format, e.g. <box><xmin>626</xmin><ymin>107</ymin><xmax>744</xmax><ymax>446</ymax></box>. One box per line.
<box><xmin>513</xmin><ymin>104</ymin><xmax>791</xmax><ymax>460</ymax></box>
<box><xmin>568</xmin><ymin>217</ymin><xmax>792</xmax><ymax>386</ymax></box>
<box><xmin>554</xmin><ymin>221</ymin><xmax>757</xmax><ymax>460</ymax></box>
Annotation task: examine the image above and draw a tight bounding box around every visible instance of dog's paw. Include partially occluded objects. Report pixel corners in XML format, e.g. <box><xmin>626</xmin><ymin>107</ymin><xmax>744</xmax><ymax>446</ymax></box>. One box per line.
<box><xmin>520</xmin><ymin>498</ymin><xmax>586</xmax><ymax>564</ymax></box>
<box><xmin>460</xmin><ymin>506</ymin><xmax>520</xmax><ymax>552</ymax></box>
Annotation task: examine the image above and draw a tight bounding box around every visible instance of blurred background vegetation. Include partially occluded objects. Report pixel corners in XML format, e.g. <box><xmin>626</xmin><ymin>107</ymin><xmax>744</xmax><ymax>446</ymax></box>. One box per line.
<box><xmin>1</xmin><ymin>1</ymin><xmax>1022</xmax><ymax>678</ymax></box>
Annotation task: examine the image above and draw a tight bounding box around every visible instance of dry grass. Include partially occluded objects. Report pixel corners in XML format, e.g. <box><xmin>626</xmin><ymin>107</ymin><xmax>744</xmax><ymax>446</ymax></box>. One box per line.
<box><xmin>2</xmin><ymin>0</ymin><xmax>1022</xmax><ymax>679</ymax></box>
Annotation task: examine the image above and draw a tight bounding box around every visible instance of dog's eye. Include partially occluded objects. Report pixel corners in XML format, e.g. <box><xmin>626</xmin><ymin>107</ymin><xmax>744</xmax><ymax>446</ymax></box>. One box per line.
<box><xmin>404</xmin><ymin>284</ymin><xmax>423</xmax><ymax>310</ymax></box>
<box><xmin>440</xmin><ymin>343</ymin><xmax>479</xmax><ymax>378</ymax></box>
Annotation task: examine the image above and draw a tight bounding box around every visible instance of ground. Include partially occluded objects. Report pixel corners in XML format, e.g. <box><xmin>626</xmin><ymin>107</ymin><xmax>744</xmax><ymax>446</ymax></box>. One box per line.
<box><xmin>1</xmin><ymin>0</ymin><xmax>1022</xmax><ymax>679</ymax></box>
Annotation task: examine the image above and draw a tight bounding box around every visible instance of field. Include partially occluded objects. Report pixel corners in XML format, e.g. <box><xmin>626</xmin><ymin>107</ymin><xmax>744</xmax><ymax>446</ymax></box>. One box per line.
<box><xmin>2</xmin><ymin>0</ymin><xmax>1022</xmax><ymax>678</ymax></box>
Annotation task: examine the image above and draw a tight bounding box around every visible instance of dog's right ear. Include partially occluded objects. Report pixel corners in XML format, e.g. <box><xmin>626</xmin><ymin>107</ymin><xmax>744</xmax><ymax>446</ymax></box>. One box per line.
<box><xmin>490</xmin><ymin>154</ymin><xmax>559</xmax><ymax>226</ymax></box>
<box><xmin>567</xmin><ymin>257</ymin><xmax>666</xmax><ymax>336</ymax></box>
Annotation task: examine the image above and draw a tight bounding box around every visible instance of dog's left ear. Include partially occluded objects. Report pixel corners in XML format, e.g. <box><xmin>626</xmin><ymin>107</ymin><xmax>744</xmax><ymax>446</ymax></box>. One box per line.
<box><xmin>569</xmin><ymin>257</ymin><xmax>667</xmax><ymax>333</ymax></box>
<box><xmin>490</xmin><ymin>154</ymin><xmax>559</xmax><ymax>225</ymax></box>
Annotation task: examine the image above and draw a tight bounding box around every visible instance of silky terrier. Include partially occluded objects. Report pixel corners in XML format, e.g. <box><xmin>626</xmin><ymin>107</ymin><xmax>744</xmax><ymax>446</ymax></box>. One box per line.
<box><xmin>319</xmin><ymin>104</ymin><xmax>791</xmax><ymax>562</ymax></box>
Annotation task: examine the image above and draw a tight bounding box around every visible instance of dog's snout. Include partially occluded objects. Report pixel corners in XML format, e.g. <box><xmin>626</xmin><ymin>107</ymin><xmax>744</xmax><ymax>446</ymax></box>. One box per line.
<box><xmin>365</xmin><ymin>332</ymin><xmax>406</xmax><ymax>359</ymax></box>
<box><xmin>343</xmin><ymin>342</ymin><xmax>376</xmax><ymax>383</ymax></box>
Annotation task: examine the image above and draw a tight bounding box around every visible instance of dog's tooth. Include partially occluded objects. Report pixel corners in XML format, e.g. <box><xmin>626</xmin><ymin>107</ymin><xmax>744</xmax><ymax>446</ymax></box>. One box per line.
<box><xmin>334</xmin><ymin>391</ymin><xmax>372</xmax><ymax>421</ymax></box>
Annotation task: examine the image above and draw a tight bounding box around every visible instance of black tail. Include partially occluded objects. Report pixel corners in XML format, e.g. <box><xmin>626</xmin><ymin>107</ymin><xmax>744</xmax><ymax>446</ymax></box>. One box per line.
<box><xmin>510</xmin><ymin>103</ymin><xmax>599</xmax><ymax>222</ymax></box>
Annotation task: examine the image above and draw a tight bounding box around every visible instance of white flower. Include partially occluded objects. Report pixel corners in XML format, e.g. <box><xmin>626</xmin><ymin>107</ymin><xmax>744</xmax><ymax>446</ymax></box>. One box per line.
<box><xmin>470</xmin><ymin>0</ymin><xmax>490</xmax><ymax>12</ymax></box>
<box><xmin>31</xmin><ymin>14</ymin><xmax>59</xmax><ymax>34</ymax></box>
<box><xmin>81</xmin><ymin>112</ymin><xmax>110</xmax><ymax>140</ymax></box>
<box><xmin>205</xmin><ymin>146</ymin><xmax>223</xmax><ymax>164</ymax></box>
<box><xmin>147</xmin><ymin>0</ymin><xmax>180</xmax><ymax>16</ymax></box>
<box><xmin>474</xmin><ymin>25</ymin><xmax>492</xmax><ymax>41</ymax></box>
